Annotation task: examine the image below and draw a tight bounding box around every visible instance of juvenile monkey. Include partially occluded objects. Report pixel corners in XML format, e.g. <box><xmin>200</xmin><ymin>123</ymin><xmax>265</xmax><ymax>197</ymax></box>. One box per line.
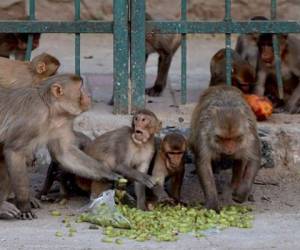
<box><xmin>38</xmin><ymin>109</ymin><xmax>161</xmax><ymax>210</ymax></box>
<box><xmin>151</xmin><ymin>133</ymin><xmax>187</xmax><ymax>203</ymax></box>
<box><xmin>255</xmin><ymin>33</ymin><xmax>300</xmax><ymax>113</ymax></box>
<box><xmin>0</xmin><ymin>53</ymin><xmax>60</xmax><ymax>87</ymax></box>
<box><xmin>235</xmin><ymin>16</ymin><xmax>269</xmax><ymax>71</ymax></box>
<box><xmin>0</xmin><ymin>74</ymin><xmax>122</xmax><ymax>220</ymax></box>
<box><xmin>209</xmin><ymin>48</ymin><xmax>256</xmax><ymax>94</ymax></box>
<box><xmin>0</xmin><ymin>33</ymin><xmax>41</xmax><ymax>60</ymax></box>
<box><xmin>189</xmin><ymin>85</ymin><xmax>261</xmax><ymax>211</ymax></box>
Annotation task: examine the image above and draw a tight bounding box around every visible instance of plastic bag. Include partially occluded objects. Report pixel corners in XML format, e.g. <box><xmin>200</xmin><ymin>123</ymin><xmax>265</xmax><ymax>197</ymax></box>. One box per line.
<box><xmin>79</xmin><ymin>190</ymin><xmax>131</xmax><ymax>229</ymax></box>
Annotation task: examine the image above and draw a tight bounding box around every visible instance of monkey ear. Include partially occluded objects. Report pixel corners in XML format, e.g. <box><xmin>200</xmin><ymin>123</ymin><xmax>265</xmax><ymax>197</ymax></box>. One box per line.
<box><xmin>51</xmin><ymin>83</ymin><xmax>64</xmax><ymax>98</ymax></box>
<box><xmin>36</xmin><ymin>62</ymin><xmax>47</xmax><ymax>74</ymax></box>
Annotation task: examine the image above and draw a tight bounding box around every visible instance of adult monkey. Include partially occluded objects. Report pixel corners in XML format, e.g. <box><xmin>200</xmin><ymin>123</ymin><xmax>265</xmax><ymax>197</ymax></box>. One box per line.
<box><xmin>109</xmin><ymin>13</ymin><xmax>180</xmax><ymax>104</ymax></box>
<box><xmin>0</xmin><ymin>74</ymin><xmax>122</xmax><ymax>220</ymax></box>
<box><xmin>189</xmin><ymin>85</ymin><xmax>261</xmax><ymax>211</ymax></box>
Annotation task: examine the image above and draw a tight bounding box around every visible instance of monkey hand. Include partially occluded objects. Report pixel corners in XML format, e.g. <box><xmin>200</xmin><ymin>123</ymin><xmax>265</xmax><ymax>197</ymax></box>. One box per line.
<box><xmin>30</xmin><ymin>197</ymin><xmax>42</xmax><ymax>209</ymax></box>
<box><xmin>204</xmin><ymin>198</ymin><xmax>220</xmax><ymax>213</ymax></box>
<box><xmin>232</xmin><ymin>183</ymin><xmax>250</xmax><ymax>204</ymax></box>
<box><xmin>17</xmin><ymin>202</ymin><xmax>37</xmax><ymax>220</ymax></box>
<box><xmin>157</xmin><ymin>196</ymin><xmax>176</xmax><ymax>205</ymax></box>
<box><xmin>0</xmin><ymin>201</ymin><xmax>21</xmax><ymax>219</ymax></box>
<box><xmin>137</xmin><ymin>174</ymin><xmax>156</xmax><ymax>189</ymax></box>
<box><xmin>102</xmin><ymin>171</ymin><xmax>123</xmax><ymax>182</ymax></box>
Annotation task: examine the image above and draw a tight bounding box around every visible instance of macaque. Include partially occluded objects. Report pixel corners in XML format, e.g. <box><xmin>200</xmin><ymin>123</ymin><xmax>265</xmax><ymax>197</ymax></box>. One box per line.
<box><xmin>0</xmin><ymin>53</ymin><xmax>60</xmax><ymax>87</ymax></box>
<box><xmin>209</xmin><ymin>48</ymin><xmax>256</xmax><ymax>94</ymax></box>
<box><xmin>151</xmin><ymin>133</ymin><xmax>187</xmax><ymax>203</ymax></box>
<box><xmin>235</xmin><ymin>16</ymin><xmax>269</xmax><ymax>71</ymax></box>
<box><xmin>109</xmin><ymin>13</ymin><xmax>180</xmax><ymax>104</ymax></box>
<box><xmin>145</xmin><ymin>13</ymin><xmax>181</xmax><ymax>96</ymax></box>
<box><xmin>189</xmin><ymin>85</ymin><xmax>261</xmax><ymax>211</ymax></box>
<box><xmin>0</xmin><ymin>33</ymin><xmax>40</xmax><ymax>60</ymax></box>
<box><xmin>255</xmin><ymin>33</ymin><xmax>300</xmax><ymax>113</ymax></box>
<box><xmin>0</xmin><ymin>74</ymin><xmax>123</xmax><ymax>220</ymax></box>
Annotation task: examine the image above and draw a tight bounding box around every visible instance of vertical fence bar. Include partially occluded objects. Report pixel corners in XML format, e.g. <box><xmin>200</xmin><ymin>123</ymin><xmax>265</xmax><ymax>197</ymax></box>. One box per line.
<box><xmin>113</xmin><ymin>0</ymin><xmax>129</xmax><ymax>114</ymax></box>
<box><xmin>131</xmin><ymin>0</ymin><xmax>146</xmax><ymax>111</ymax></box>
<box><xmin>271</xmin><ymin>0</ymin><xmax>284</xmax><ymax>99</ymax></box>
<box><xmin>25</xmin><ymin>0</ymin><xmax>35</xmax><ymax>61</ymax></box>
<box><xmin>74</xmin><ymin>0</ymin><xmax>80</xmax><ymax>75</ymax></box>
<box><xmin>181</xmin><ymin>0</ymin><xmax>187</xmax><ymax>104</ymax></box>
<box><xmin>225</xmin><ymin>0</ymin><xmax>232</xmax><ymax>86</ymax></box>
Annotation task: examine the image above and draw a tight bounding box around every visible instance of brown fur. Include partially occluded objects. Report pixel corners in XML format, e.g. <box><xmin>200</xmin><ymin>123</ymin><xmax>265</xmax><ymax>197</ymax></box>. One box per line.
<box><xmin>255</xmin><ymin>34</ymin><xmax>300</xmax><ymax>113</ymax></box>
<box><xmin>151</xmin><ymin>133</ymin><xmax>187</xmax><ymax>203</ymax></box>
<box><xmin>0</xmin><ymin>33</ymin><xmax>40</xmax><ymax>60</ymax></box>
<box><xmin>189</xmin><ymin>85</ymin><xmax>261</xmax><ymax>211</ymax></box>
<box><xmin>0</xmin><ymin>74</ymin><xmax>120</xmax><ymax>220</ymax></box>
<box><xmin>0</xmin><ymin>53</ymin><xmax>60</xmax><ymax>88</ymax></box>
<box><xmin>209</xmin><ymin>48</ymin><xmax>256</xmax><ymax>94</ymax></box>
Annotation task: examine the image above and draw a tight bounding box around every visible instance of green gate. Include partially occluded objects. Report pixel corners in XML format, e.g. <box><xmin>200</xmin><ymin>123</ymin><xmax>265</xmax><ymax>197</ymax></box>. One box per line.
<box><xmin>1</xmin><ymin>0</ymin><xmax>300</xmax><ymax>114</ymax></box>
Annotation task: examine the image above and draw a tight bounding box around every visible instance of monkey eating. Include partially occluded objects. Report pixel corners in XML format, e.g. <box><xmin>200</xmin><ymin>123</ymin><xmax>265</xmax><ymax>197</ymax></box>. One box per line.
<box><xmin>189</xmin><ymin>85</ymin><xmax>261</xmax><ymax>211</ymax></box>
<box><xmin>209</xmin><ymin>48</ymin><xmax>256</xmax><ymax>94</ymax></box>
<box><xmin>0</xmin><ymin>33</ymin><xmax>40</xmax><ymax>60</ymax></box>
<box><xmin>38</xmin><ymin>109</ymin><xmax>161</xmax><ymax>210</ymax></box>
<box><xmin>0</xmin><ymin>74</ymin><xmax>124</xmax><ymax>220</ymax></box>
<box><xmin>150</xmin><ymin>133</ymin><xmax>187</xmax><ymax>204</ymax></box>
<box><xmin>255</xmin><ymin>33</ymin><xmax>300</xmax><ymax>113</ymax></box>
<box><xmin>0</xmin><ymin>52</ymin><xmax>60</xmax><ymax>88</ymax></box>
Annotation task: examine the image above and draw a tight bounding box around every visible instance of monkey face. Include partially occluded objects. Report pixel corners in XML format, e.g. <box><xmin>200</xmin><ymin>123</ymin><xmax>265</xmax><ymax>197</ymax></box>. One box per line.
<box><xmin>165</xmin><ymin>150</ymin><xmax>185</xmax><ymax>169</ymax></box>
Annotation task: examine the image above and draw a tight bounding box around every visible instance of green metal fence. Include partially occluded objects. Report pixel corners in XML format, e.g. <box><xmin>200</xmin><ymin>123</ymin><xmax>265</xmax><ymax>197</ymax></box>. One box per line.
<box><xmin>1</xmin><ymin>0</ymin><xmax>300</xmax><ymax>113</ymax></box>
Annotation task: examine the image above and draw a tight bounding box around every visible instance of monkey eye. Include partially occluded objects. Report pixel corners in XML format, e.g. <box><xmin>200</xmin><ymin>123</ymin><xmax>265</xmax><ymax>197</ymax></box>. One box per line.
<box><xmin>215</xmin><ymin>135</ymin><xmax>223</xmax><ymax>141</ymax></box>
<box><xmin>142</xmin><ymin>118</ymin><xmax>146</xmax><ymax>122</ymax></box>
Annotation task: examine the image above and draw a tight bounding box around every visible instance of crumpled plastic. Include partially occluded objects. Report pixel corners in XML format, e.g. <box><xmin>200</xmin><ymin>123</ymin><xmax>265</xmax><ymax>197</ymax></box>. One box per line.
<box><xmin>79</xmin><ymin>190</ymin><xmax>131</xmax><ymax>229</ymax></box>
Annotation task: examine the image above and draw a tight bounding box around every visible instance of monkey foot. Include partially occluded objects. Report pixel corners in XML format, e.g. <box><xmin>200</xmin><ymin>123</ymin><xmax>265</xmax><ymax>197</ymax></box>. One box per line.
<box><xmin>0</xmin><ymin>201</ymin><xmax>21</xmax><ymax>219</ymax></box>
<box><xmin>204</xmin><ymin>199</ymin><xmax>220</xmax><ymax>212</ymax></box>
<box><xmin>157</xmin><ymin>196</ymin><xmax>176</xmax><ymax>205</ymax></box>
<box><xmin>145</xmin><ymin>86</ymin><xmax>162</xmax><ymax>97</ymax></box>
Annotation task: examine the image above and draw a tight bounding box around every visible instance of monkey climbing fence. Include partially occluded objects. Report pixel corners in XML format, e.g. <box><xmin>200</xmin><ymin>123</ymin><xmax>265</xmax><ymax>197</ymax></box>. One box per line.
<box><xmin>0</xmin><ymin>0</ymin><xmax>300</xmax><ymax>113</ymax></box>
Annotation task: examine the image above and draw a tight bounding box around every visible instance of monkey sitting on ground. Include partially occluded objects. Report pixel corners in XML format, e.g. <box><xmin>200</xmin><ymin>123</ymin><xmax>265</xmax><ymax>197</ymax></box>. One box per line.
<box><xmin>38</xmin><ymin>109</ymin><xmax>161</xmax><ymax>210</ymax></box>
<box><xmin>0</xmin><ymin>53</ymin><xmax>60</xmax><ymax>87</ymax></box>
<box><xmin>255</xmin><ymin>33</ymin><xmax>300</xmax><ymax>113</ymax></box>
<box><xmin>209</xmin><ymin>48</ymin><xmax>256</xmax><ymax>94</ymax></box>
<box><xmin>235</xmin><ymin>16</ymin><xmax>269</xmax><ymax>71</ymax></box>
<box><xmin>0</xmin><ymin>74</ymin><xmax>124</xmax><ymax>220</ymax></box>
<box><xmin>189</xmin><ymin>85</ymin><xmax>261</xmax><ymax>211</ymax></box>
<box><xmin>0</xmin><ymin>33</ymin><xmax>41</xmax><ymax>60</ymax></box>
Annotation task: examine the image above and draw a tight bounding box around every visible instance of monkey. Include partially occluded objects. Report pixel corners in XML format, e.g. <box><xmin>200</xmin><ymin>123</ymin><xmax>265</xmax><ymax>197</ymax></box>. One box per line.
<box><xmin>189</xmin><ymin>85</ymin><xmax>261</xmax><ymax>211</ymax></box>
<box><xmin>150</xmin><ymin>133</ymin><xmax>187</xmax><ymax>204</ymax></box>
<box><xmin>0</xmin><ymin>53</ymin><xmax>60</xmax><ymax>88</ymax></box>
<box><xmin>209</xmin><ymin>48</ymin><xmax>256</xmax><ymax>94</ymax></box>
<box><xmin>145</xmin><ymin>13</ymin><xmax>181</xmax><ymax>96</ymax></box>
<box><xmin>255</xmin><ymin>33</ymin><xmax>300</xmax><ymax>113</ymax></box>
<box><xmin>109</xmin><ymin>13</ymin><xmax>180</xmax><ymax>104</ymax></box>
<box><xmin>0</xmin><ymin>74</ymin><xmax>127</xmax><ymax>220</ymax></box>
<box><xmin>0</xmin><ymin>33</ymin><xmax>40</xmax><ymax>60</ymax></box>
<box><xmin>235</xmin><ymin>16</ymin><xmax>269</xmax><ymax>71</ymax></box>
<box><xmin>41</xmin><ymin>110</ymin><xmax>161</xmax><ymax>210</ymax></box>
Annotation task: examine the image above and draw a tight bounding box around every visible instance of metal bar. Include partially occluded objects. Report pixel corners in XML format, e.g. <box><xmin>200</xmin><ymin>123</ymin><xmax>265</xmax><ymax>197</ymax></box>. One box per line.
<box><xmin>271</xmin><ymin>0</ymin><xmax>284</xmax><ymax>99</ymax></box>
<box><xmin>0</xmin><ymin>21</ymin><xmax>113</xmax><ymax>33</ymax></box>
<box><xmin>25</xmin><ymin>0</ymin><xmax>35</xmax><ymax>61</ymax></box>
<box><xmin>225</xmin><ymin>0</ymin><xmax>232</xmax><ymax>86</ymax></box>
<box><xmin>131</xmin><ymin>0</ymin><xmax>145</xmax><ymax>110</ymax></box>
<box><xmin>181</xmin><ymin>0</ymin><xmax>187</xmax><ymax>104</ymax></box>
<box><xmin>74</xmin><ymin>0</ymin><xmax>81</xmax><ymax>75</ymax></box>
<box><xmin>1</xmin><ymin>20</ymin><xmax>300</xmax><ymax>34</ymax></box>
<box><xmin>145</xmin><ymin>20</ymin><xmax>300</xmax><ymax>34</ymax></box>
<box><xmin>113</xmin><ymin>0</ymin><xmax>129</xmax><ymax>114</ymax></box>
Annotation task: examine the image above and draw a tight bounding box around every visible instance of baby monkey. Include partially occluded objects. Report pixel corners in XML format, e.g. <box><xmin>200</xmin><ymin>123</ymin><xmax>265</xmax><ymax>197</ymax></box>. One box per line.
<box><xmin>151</xmin><ymin>133</ymin><xmax>187</xmax><ymax>204</ymax></box>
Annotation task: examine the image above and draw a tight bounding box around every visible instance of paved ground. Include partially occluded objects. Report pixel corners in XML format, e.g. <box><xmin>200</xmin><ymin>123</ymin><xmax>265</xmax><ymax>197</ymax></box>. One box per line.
<box><xmin>0</xmin><ymin>34</ymin><xmax>300</xmax><ymax>250</ymax></box>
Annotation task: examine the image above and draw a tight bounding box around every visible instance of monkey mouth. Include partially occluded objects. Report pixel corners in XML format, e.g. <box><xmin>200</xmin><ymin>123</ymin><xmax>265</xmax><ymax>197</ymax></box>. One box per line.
<box><xmin>133</xmin><ymin>129</ymin><xmax>149</xmax><ymax>143</ymax></box>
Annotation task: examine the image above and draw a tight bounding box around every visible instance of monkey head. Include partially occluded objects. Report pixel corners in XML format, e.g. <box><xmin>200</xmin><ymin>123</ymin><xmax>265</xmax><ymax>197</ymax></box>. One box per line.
<box><xmin>47</xmin><ymin>74</ymin><xmax>91</xmax><ymax>115</ymax></box>
<box><xmin>257</xmin><ymin>33</ymin><xmax>288</xmax><ymax>68</ymax></box>
<box><xmin>209</xmin><ymin>107</ymin><xmax>249</xmax><ymax>156</ymax></box>
<box><xmin>131</xmin><ymin>109</ymin><xmax>161</xmax><ymax>144</ymax></box>
<box><xmin>161</xmin><ymin>133</ymin><xmax>187</xmax><ymax>172</ymax></box>
<box><xmin>232</xmin><ymin>63</ymin><xmax>256</xmax><ymax>94</ymax></box>
<box><xmin>31</xmin><ymin>53</ymin><xmax>61</xmax><ymax>79</ymax></box>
